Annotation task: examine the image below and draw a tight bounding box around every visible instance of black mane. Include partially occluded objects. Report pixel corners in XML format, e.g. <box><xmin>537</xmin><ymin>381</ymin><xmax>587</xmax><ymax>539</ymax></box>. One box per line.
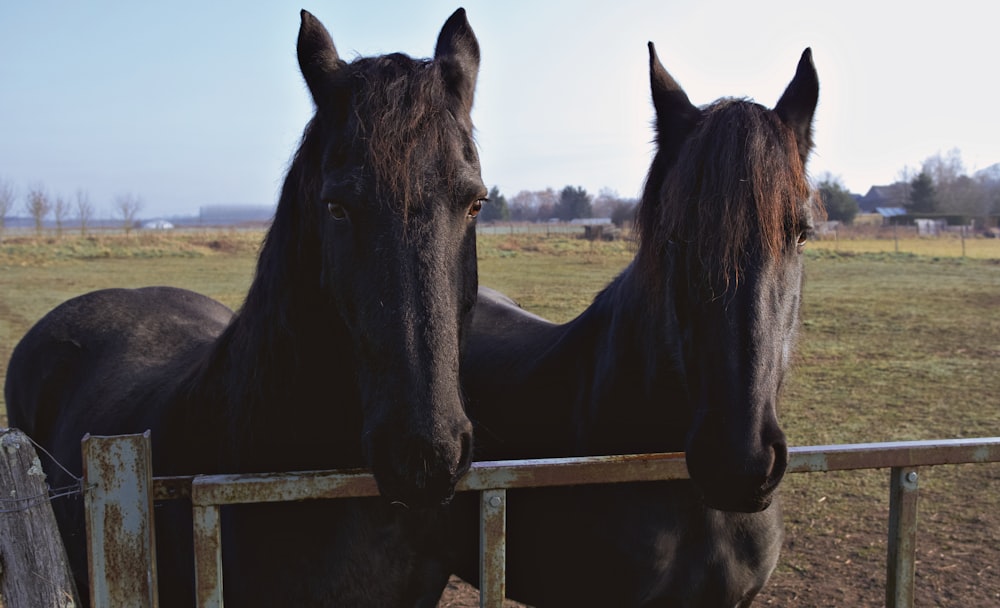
<box><xmin>346</xmin><ymin>53</ymin><xmax>476</xmax><ymax>212</ymax></box>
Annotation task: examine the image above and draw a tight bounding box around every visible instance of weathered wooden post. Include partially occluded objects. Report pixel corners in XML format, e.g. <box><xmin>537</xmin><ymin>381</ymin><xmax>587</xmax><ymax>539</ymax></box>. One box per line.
<box><xmin>0</xmin><ymin>428</ymin><xmax>81</xmax><ymax>607</ymax></box>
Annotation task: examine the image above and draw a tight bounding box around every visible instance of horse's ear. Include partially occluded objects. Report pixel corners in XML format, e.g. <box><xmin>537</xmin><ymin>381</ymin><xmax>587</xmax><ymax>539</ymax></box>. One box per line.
<box><xmin>648</xmin><ymin>42</ymin><xmax>701</xmax><ymax>160</ymax></box>
<box><xmin>774</xmin><ymin>48</ymin><xmax>819</xmax><ymax>165</ymax></box>
<box><xmin>434</xmin><ymin>8</ymin><xmax>480</xmax><ymax>113</ymax></box>
<box><xmin>297</xmin><ymin>10</ymin><xmax>343</xmax><ymax>109</ymax></box>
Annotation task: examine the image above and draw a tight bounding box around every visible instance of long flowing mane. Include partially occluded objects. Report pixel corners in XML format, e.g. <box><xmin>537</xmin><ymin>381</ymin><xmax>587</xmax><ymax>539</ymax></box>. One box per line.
<box><xmin>222</xmin><ymin>51</ymin><xmax>479</xmax><ymax>377</ymax></box>
<box><xmin>636</xmin><ymin>98</ymin><xmax>811</xmax><ymax>286</ymax></box>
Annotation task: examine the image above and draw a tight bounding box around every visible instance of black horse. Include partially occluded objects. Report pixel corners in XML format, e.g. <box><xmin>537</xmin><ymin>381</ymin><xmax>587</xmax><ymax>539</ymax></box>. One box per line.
<box><xmin>445</xmin><ymin>46</ymin><xmax>819</xmax><ymax>606</ymax></box>
<box><xmin>5</xmin><ymin>9</ymin><xmax>486</xmax><ymax>606</ymax></box>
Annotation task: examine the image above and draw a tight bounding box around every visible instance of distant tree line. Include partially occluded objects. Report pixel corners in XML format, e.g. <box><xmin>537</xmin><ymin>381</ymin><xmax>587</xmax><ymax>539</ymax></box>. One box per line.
<box><xmin>480</xmin><ymin>185</ymin><xmax>637</xmax><ymax>227</ymax></box>
<box><xmin>11</xmin><ymin>146</ymin><xmax>996</xmax><ymax>236</ymax></box>
<box><xmin>816</xmin><ymin>148</ymin><xmax>1000</xmax><ymax>224</ymax></box>
<box><xmin>1</xmin><ymin>176</ymin><xmax>640</xmax><ymax>239</ymax></box>
<box><xmin>0</xmin><ymin>177</ymin><xmax>143</xmax><ymax>238</ymax></box>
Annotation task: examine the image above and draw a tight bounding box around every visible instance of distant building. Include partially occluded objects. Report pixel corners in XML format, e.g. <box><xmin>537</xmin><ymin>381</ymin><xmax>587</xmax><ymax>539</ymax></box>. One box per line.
<box><xmin>860</xmin><ymin>184</ymin><xmax>909</xmax><ymax>213</ymax></box>
<box><xmin>874</xmin><ymin>207</ymin><xmax>908</xmax><ymax>225</ymax></box>
<box><xmin>199</xmin><ymin>204</ymin><xmax>274</xmax><ymax>226</ymax></box>
<box><xmin>142</xmin><ymin>219</ymin><xmax>174</xmax><ymax>230</ymax></box>
<box><xmin>569</xmin><ymin>217</ymin><xmax>612</xmax><ymax>226</ymax></box>
<box><xmin>914</xmin><ymin>218</ymin><xmax>946</xmax><ymax>235</ymax></box>
<box><xmin>570</xmin><ymin>217</ymin><xmax>618</xmax><ymax>241</ymax></box>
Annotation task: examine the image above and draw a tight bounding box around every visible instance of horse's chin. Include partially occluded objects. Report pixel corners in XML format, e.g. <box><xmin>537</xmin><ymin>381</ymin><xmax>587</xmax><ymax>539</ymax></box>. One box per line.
<box><xmin>371</xmin><ymin>464</ymin><xmax>462</xmax><ymax>509</ymax></box>
<box><xmin>701</xmin><ymin>489</ymin><xmax>776</xmax><ymax>514</ymax></box>
<box><xmin>379</xmin><ymin>483</ymin><xmax>458</xmax><ymax>510</ymax></box>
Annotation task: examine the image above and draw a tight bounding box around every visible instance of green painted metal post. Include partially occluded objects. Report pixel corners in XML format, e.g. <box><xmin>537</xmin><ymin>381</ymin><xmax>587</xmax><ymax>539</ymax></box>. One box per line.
<box><xmin>886</xmin><ymin>466</ymin><xmax>919</xmax><ymax>608</ymax></box>
<box><xmin>82</xmin><ymin>432</ymin><xmax>158</xmax><ymax>608</ymax></box>
<box><xmin>479</xmin><ymin>488</ymin><xmax>507</xmax><ymax>608</ymax></box>
<box><xmin>192</xmin><ymin>503</ymin><xmax>224</xmax><ymax>608</ymax></box>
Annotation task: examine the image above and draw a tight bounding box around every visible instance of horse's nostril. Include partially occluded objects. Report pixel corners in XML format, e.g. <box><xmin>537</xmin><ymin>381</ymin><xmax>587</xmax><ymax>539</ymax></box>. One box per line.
<box><xmin>457</xmin><ymin>429</ymin><xmax>473</xmax><ymax>473</ymax></box>
<box><xmin>768</xmin><ymin>439</ymin><xmax>788</xmax><ymax>480</ymax></box>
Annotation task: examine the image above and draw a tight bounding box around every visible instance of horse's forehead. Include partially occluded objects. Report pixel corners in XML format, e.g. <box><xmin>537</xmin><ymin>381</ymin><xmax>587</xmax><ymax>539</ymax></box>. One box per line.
<box><xmin>308</xmin><ymin>57</ymin><xmax>481</xmax><ymax>214</ymax></box>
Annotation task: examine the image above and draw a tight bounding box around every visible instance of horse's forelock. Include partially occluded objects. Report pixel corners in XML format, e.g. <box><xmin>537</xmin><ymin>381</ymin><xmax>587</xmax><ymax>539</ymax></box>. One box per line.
<box><xmin>639</xmin><ymin>99</ymin><xmax>809</xmax><ymax>288</ymax></box>
<box><xmin>345</xmin><ymin>53</ymin><xmax>469</xmax><ymax>215</ymax></box>
<box><xmin>260</xmin><ymin>52</ymin><xmax>469</xmax><ymax>275</ymax></box>
<box><xmin>275</xmin><ymin>52</ymin><xmax>471</xmax><ymax>231</ymax></box>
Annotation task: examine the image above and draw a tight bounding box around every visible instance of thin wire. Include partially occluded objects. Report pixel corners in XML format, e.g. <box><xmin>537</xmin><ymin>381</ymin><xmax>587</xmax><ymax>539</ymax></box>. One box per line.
<box><xmin>0</xmin><ymin>492</ymin><xmax>51</xmax><ymax>513</ymax></box>
<box><xmin>0</xmin><ymin>429</ymin><xmax>85</xmax><ymax>514</ymax></box>
<box><xmin>18</xmin><ymin>432</ymin><xmax>83</xmax><ymax>483</ymax></box>
<box><xmin>0</xmin><ymin>485</ymin><xmax>83</xmax><ymax>514</ymax></box>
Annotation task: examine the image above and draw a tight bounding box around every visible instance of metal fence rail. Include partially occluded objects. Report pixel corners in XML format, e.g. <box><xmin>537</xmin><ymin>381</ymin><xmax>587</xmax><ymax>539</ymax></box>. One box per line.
<box><xmin>82</xmin><ymin>437</ymin><xmax>1000</xmax><ymax>608</ymax></box>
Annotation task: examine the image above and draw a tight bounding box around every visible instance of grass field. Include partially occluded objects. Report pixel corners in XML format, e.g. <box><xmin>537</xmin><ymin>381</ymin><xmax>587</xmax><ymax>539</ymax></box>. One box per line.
<box><xmin>1</xmin><ymin>230</ymin><xmax>998</xmax><ymax>605</ymax></box>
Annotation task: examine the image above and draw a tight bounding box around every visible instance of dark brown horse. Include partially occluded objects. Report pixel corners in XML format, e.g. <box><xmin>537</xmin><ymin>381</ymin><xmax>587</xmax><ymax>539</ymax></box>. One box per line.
<box><xmin>6</xmin><ymin>9</ymin><xmax>485</xmax><ymax>606</ymax></box>
<box><xmin>444</xmin><ymin>45</ymin><xmax>819</xmax><ymax>606</ymax></box>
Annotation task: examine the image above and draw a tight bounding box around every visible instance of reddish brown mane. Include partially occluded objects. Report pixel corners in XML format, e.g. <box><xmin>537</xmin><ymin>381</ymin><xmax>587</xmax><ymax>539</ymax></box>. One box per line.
<box><xmin>638</xmin><ymin>98</ymin><xmax>812</xmax><ymax>287</ymax></box>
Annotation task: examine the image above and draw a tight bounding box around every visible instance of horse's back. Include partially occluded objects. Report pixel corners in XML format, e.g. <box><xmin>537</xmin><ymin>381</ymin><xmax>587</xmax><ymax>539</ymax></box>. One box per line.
<box><xmin>5</xmin><ymin>286</ymin><xmax>232</xmax><ymax>442</ymax></box>
<box><xmin>466</xmin><ymin>285</ymin><xmax>563</xmax><ymax>407</ymax></box>
<box><xmin>467</xmin><ymin>286</ymin><xmax>558</xmax><ymax>363</ymax></box>
<box><xmin>476</xmin><ymin>286</ymin><xmax>552</xmax><ymax>326</ymax></box>
<box><xmin>4</xmin><ymin>286</ymin><xmax>232</xmax><ymax>604</ymax></box>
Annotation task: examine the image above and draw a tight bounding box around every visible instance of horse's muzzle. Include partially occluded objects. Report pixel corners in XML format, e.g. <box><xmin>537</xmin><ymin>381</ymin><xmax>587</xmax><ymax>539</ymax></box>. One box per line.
<box><xmin>367</xmin><ymin>418</ymin><xmax>474</xmax><ymax>508</ymax></box>
<box><xmin>687</xmin><ymin>430</ymin><xmax>789</xmax><ymax>513</ymax></box>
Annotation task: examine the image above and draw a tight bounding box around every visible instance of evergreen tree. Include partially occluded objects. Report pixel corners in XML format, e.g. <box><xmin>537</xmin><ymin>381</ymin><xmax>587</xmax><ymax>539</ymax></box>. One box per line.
<box><xmin>909</xmin><ymin>171</ymin><xmax>937</xmax><ymax>213</ymax></box>
<box><xmin>816</xmin><ymin>177</ymin><xmax>859</xmax><ymax>223</ymax></box>
<box><xmin>555</xmin><ymin>185</ymin><xmax>592</xmax><ymax>220</ymax></box>
<box><xmin>479</xmin><ymin>186</ymin><xmax>509</xmax><ymax>221</ymax></box>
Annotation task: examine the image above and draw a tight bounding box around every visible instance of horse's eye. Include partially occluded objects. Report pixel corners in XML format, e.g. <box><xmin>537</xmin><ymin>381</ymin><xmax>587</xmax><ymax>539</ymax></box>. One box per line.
<box><xmin>796</xmin><ymin>230</ymin><xmax>809</xmax><ymax>250</ymax></box>
<box><xmin>327</xmin><ymin>202</ymin><xmax>349</xmax><ymax>221</ymax></box>
<box><xmin>468</xmin><ymin>198</ymin><xmax>486</xmax><ymax>219</ymax></box>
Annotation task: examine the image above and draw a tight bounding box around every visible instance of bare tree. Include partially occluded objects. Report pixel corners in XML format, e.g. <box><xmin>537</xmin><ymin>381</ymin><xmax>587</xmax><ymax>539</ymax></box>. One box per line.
<box><xmin>75</xmin><ymin>189</ymin><xmax>94</xmax><ymax>236</ymax></box>
<box><xmin>507</xmin><ymin>188</ymin><xmax>561</xmax><ymax>222</ymax></box>
<box><xmin>115</xmin><ymin>193</ymin><xmax>143</xmax><ymax>235</ymax></box>
<box><xmin>26</xmin><ymin>185</ymin><xmax>52</xmax><ymax>235</ymax></box>
<box><xmin>535</xmin><ymin>187</ymin><xmax>559</xmax><ymax>221</ymax></box>
<box><xmin>950</xmin><ymin>175</ymin><xmax>990</xmax><ymax>216</ymax></box>
<box><xmin>922</xmin><ymin>148</ymin><xmax>967</xmax><ymax>212</ymax></box>
<box><xmin>0</xmin><ymin>177</ymin><xmax>15</xmax><ymax>240</ymax></box>
<box><xmin>592</xmin><ymin>188</ymin><xmax>638</xmax><ymax>227</ymax></box>
<box><xmin>592</xmin><ymin>188</ymin><xmax>621</xmax><ymax>218</ymax></box>
<box><xmin>894</xmin><ymin>166</ymin><xmax>915</xmax><ymax>208</ymax></box>
<box><xmin>975</xmin><ymin>169</ymin><xmax>1000</xmax><ymax>215</ymax></box>
<box><xmin>508</xmin><ymin>190</ymin><xmax>538</xmax><ymax>222</ymax></box>
<box><xmin>53</xmin><ymin>194</ymin><xmax>70</xmax><ymax>237</ymax></box>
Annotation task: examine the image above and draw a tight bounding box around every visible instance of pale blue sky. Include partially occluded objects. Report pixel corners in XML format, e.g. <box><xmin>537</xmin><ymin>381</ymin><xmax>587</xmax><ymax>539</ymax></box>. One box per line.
<box><xmin>2</xmin><ymin>1</ymin><xmax>999</xmax><ymax>217</ymax></box>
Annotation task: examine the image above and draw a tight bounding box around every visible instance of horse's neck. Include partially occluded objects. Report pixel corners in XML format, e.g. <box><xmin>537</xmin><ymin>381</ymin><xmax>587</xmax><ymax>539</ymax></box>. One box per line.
<box><xmin>471</xmin><ymin>264</ymin><xmax>685</xmax><ymax>459</ymax></box>
<box><xmin>180</xmin><ymin>275</ymin><xmax>363</xmax><ymax>471</ymax></box>
<box><xmin>572</xmin><ymin>264</ymin><xmax>688</xmax><ymax>452</ymax></box>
